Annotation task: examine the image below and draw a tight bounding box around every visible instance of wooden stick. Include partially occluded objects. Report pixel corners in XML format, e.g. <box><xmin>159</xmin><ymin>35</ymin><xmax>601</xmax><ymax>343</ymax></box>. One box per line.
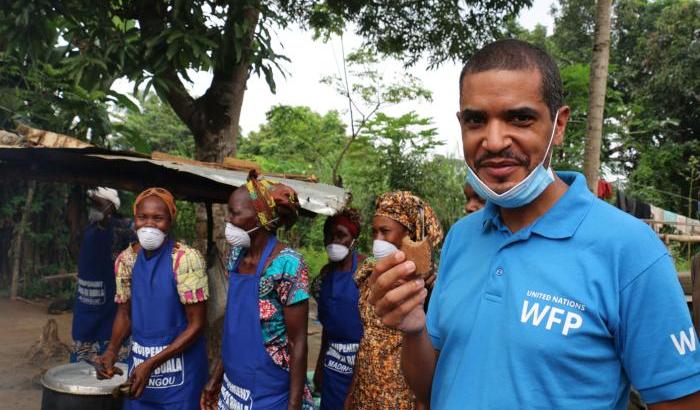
<box><xmin>41</xmin><ymin>273</ymin><xmax>78</xmax><ymax>282</ymax></box>
<box><xmin>660</xmin><ymin>234</ymin><xmax>700</xmax><ymax>243</ymax></box>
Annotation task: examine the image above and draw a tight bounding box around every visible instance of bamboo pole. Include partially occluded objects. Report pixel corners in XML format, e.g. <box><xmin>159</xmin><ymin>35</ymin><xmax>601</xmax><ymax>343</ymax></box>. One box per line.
<box><xmin>10</xmin><ymin>181</ymin><xmax>36</xmax><ymax>299</ymax></box>
<box><xmin>659</xmin><ymin>234</ymin><xmax>700</xmax><ymax>244</ymax></box>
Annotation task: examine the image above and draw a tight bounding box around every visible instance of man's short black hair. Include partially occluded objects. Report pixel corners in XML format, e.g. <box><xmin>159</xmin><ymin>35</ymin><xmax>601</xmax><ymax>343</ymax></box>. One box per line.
<box><xmin>459</xmin><ymin>39</ymin><xmax>563</xmax><ymax>120</ymax></box>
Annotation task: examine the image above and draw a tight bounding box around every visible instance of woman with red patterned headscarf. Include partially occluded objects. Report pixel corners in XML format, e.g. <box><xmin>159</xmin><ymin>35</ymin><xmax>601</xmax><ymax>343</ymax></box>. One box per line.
<box><xmin>310</xmin><ymin>208</ymin><xmax>366</xmax><ymax>410</ymax></box>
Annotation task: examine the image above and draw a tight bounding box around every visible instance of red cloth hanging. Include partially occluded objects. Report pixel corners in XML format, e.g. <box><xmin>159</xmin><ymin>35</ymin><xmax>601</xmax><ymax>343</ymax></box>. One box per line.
<box><xmin>597</xmin><ymin>179</ymin><xmax>613</xmax><ymax>199</ymax></box>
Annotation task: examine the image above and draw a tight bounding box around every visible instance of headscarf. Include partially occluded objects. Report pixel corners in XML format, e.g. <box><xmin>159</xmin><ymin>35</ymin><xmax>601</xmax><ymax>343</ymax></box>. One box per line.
<box><xmin>374</xmin><ymin>191</ymin><xmax>443</xmax><ymax>248</ymax></box>
<box><xmin>245</xmin><ymin>170</ymin><xmax>300</xmax><ymax>230</ymax></box>
<box><xmin>325</xmin><ymin>207</ymin><xmax>362</xmax><ymax>239</ymax></box>
<box><xmin>133</xmin><ymin>187</ymin><xmax>177</xmax><ymax>221</ymax></box>
<box><xmin>87</xmin><ymin>187</ymin><xmax>120</xmax><ymax>209</ymax></box>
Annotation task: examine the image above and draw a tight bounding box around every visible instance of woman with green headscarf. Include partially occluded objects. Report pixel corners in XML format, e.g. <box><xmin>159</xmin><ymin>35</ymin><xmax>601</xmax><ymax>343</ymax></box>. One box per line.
<box><xmin>345</xmin><ymin>191</ymin><xmax>443</xmax><ymax>410</ymax></box>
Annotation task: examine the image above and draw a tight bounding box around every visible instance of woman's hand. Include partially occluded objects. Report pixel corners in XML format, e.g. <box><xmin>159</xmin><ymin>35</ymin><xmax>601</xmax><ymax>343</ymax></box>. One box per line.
<box><xmin>313</xmin><ymin>368</ymin><xmax>323</xmax><ymax>393</ymax></box>
<box><xmin>128</xmin><ymin>360</ymin><xmax>155</xmax><ymax>399</ymax></box>
<box><xmin>94</xmin><ymin>350</ymin><xmax>118</xmax><ymax>379</ymax></box>
<box><xmin>201</xmin><ymin>360</ymin><xmax>224</xmax><ymax>410</ymax></box>
<box><xmin>200</xmin><ymin>378</ymin><xmax>221</xmax><ymax>410</ymax></box>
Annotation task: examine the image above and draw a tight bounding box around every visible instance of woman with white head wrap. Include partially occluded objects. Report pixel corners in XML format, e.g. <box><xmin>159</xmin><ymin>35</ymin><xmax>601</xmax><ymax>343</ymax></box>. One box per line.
<box><xmin>71</xmin><ymin>186</ymin><xmax>133</xmax><ymax>363</ymax></box>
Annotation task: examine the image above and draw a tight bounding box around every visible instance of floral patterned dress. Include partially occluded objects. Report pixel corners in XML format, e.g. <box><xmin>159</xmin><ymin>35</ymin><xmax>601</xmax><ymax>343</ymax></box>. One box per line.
<box><xmin>227</xmin><ymin>245</ymin><xmax>315</xmax><ymax>409</ymax></box>
<box><xmin>351</xmin><ymin>258</ymin><xmax>416</xmax><ymax>410</ymax></box>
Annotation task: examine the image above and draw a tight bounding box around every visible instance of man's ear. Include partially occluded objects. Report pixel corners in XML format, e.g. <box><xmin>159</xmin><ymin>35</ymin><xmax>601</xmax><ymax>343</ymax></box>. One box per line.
<box><xmin>553</xmin><ymin>106</ymin><xmax>571</xmax><ymax>146</ymax></box>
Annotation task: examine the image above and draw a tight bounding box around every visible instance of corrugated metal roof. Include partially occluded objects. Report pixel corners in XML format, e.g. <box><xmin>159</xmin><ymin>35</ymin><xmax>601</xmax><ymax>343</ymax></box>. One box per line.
<box><xmin>90</xmin><ymin>153</ymin><xmax>346</xmax><ymax>215</ymax></box>
<box><xmin>0</xmin><ymin>144</ymin><xmax>347</xmax><ymax>216</ymax></box>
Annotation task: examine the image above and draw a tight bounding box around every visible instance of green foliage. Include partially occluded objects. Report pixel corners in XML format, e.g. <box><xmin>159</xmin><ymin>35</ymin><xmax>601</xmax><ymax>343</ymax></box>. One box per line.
<box><xmin>242</xmin><ymin>104</ymin><xmax>466</xmax><ymax>255</ymax></box>
<box><xmin>239</xmin><ymin>105</ymin><xmax>346</xmax><ymax>178</ymax></box>
<box><xmin>612</xmin><ymin>0</ymin><xmax>700</xmax><ymax>214</ymax></box>
<box><xmin>550</xmin><ymin>0</ymin><xmax>596</xmax><ymax>65</ymax></box>
<box><xmin>322</xmin><ymin>47</ymin><xmax>433</xmax><ymax>111</ymax></box>
<box><xmin>362</xmin><ymin>111</ymin><xmax>442</xmax><ymax>195</ymax></box>
<box><xmin>516</xmin><ymin>0</ymin><xmax>699</xmax><ymax>216</ymax></box>
<box><xmin>172</xmin><ymin>201</ymin><xmax>198</xmax><ymax>246</ymax></box>
<box><xmin>307</xmin><ymin>0</ymin><xmax>533</xmax><ymax>67</ymax></box>
<box><xmin>112</xmin><ymin>94</ymin><xmax>195</xmax><ymax>157</ymax></box>
<box><xmin>0</xmin><ymin>52</ymin><xmax>113</xmax><ymax>142</ymax></box>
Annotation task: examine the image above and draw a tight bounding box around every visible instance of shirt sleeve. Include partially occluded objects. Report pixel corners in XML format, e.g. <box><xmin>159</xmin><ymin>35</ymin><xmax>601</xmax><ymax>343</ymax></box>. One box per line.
<box><xmin>618</xmin><ymin>253</ymin><xmax>700</xmax><ymax>403</ymax></box>
<box><xmin>114</xmin><ymin>246</ymin><xmax>136</xmax><ymax>304</ymax></box>
<box><xmin>275</xmin><ymin>251</ymin><xmax>310</xmax><ymax>306</ymax></box>
<box><xmin>173</xmin><ymin>244</ymin><xmax>209</xmax><ymax>304</ymax></box>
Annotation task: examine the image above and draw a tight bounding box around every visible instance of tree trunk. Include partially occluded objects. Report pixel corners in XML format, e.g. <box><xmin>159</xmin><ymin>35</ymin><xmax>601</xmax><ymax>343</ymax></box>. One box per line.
<box><xmin>10</xmin><ymin>181</ymin><xmax>36</xmax><ymax>299</ymax></box>
<box><xmin>67</xmin><ymin>185</ymin><xmax>85</xmax><ymax>261</ymax></box>
<box><xmin>583</xmin><ymin>0</ymin><xmax>614</xmax><ymax>193</ymax></box>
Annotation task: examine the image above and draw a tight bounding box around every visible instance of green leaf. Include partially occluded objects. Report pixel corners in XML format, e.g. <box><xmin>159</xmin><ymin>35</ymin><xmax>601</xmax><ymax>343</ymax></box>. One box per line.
<box><xmin>108</xmin><ymin>91</ymin><xmax>140</xmax><ymax>113</ymax></box>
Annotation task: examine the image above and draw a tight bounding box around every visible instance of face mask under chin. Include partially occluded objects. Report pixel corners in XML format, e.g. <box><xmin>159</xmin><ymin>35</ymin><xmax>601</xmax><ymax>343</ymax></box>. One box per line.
<box><xmin>465</xmin><ymin>111</ymin><xmax>560</xmax><ymax>208</ymax></box>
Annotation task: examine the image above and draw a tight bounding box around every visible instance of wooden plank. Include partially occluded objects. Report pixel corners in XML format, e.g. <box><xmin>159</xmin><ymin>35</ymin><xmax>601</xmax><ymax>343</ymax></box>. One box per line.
<box><xmin>41</xmin><ymin>273</ymin><xmax>77</xmax><ymax>282</ymax></box>
<box><xmin>223</xmin><ymin>157</ymin><xmax>261</xmax><ymax>172</ymax></box>
<box><xmin>16</xmin><ymin>124</ymin><xmax>92</xmax><ymax>148</ymax></box>
<box><xmin>151</xmin><ymin>151</ymin><xmax>226</xmax><ymax>170</ymax></box>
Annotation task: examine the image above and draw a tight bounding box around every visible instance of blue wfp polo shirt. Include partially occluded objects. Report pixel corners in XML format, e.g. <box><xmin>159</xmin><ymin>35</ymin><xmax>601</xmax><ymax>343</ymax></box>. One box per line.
<box><xmin>426</xmin><ymin>172</ymin><xmax>700</xmax><ymax>409</ymax></box>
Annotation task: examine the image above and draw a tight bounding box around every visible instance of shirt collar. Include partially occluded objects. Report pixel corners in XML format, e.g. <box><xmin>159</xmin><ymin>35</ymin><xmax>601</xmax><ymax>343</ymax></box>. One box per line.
<box><xmin>481</xmin><ymin>171</ymin><xmax>594</xmax><ymax>239</ymax></box>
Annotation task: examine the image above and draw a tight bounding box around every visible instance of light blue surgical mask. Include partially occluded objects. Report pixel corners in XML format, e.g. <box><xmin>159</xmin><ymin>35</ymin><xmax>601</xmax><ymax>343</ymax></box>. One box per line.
<box><xmin>465</xmin><ymin>111</ymin><xmax>560</xmax><ymax>209</ymax></box>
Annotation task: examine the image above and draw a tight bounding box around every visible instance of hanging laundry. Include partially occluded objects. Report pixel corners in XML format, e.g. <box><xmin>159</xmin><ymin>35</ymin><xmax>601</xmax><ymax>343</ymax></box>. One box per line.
<box><xmin>677</xmin><ymin>215</ymin><xmax>688</xmax><ymax>234</ymax></box>
<box><xmin>615</xmin><ymin>191</ymin><xmax>634</xmax><ymax>214</ymax></box>
<box><xmin>663</xmin><ymin>210</ymin><xmax>678</xmax><ymax>223</ymax></box>
<box><xmin>615</xmin><ymin>190</ymin><xmax>652</xmax><ymax>219</ymax></box>
<box><xmin>597</xmin><ymin>179</ymin><xmax>613</xmax><ymax>200</ymax></box>
<box><xmin>650</xmin><ymin>206</ymin><xmax>664</xmax><ymax>222</ymax></box>
<box><xmin>636</xmin><ymin>201</ymin><xmax>651</xmax><ymax>219</ymax></box>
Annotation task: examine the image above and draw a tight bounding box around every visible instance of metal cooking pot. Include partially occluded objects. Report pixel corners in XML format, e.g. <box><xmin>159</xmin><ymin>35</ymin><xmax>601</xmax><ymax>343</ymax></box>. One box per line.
<box><xmin>41</xmin><ymin>362</ymin><xmax>127</xmax><ymax>410</ymax></box>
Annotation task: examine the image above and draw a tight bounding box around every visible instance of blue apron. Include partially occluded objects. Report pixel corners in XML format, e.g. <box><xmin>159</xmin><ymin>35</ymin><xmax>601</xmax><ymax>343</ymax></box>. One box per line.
<box><xmin>72</xmin><ymin>221</ymin><xmax>117</xmax><ymax>343</ymax></box>
<box><xmin>219</xmin><ymin>237</ymin><xmax>290</xmax><ymax>410</ymax></box>
<box><xmin>126</xmin><ymin>239</ymin><xmax>208</xmax><ymax>410</ymax></box>
<box><xmin>317</xmin><ymin>252</ymin><xmax>363</xmax><ymax>410</ymax></box>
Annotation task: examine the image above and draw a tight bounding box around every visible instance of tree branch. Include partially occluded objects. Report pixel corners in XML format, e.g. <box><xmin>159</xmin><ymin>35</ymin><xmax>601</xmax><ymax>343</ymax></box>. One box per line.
<box><xmin>135</xmin><ymin>0</ymin><xmax>198</xmax><ymax>135</ymax></box>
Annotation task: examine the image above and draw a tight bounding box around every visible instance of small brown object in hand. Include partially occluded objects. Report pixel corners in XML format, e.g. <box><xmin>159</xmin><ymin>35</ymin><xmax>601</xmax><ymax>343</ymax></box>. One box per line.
<box><xmin>112</xmin><ymin>382</ymin><xmax>131</xmax><ymax>399</ymax></box>
<box><xmin>401</xmin><ymin>236</ymin><xmax>432</xmax><ymax>278</ymax></box>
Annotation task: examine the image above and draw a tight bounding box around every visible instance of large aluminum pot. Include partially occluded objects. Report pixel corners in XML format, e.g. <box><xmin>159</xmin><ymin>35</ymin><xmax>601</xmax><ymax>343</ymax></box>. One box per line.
<box><xmin>41</xmin><ymin>362</ymin><xmax>127</xmax><ymax>410</ymax></box>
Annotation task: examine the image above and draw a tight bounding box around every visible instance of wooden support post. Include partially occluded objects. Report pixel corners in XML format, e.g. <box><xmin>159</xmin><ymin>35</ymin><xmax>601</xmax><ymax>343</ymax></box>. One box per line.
<box><xmin>10</xmin><ymin>181</ymin><xmax>36</xmax><ymax>299</ymax></box>
<box><xmin>205</xmin><ymin>201</ymin><xmax>214</xmax><ymax>267</ymax></box>
<box><xmin>692</xmin><ymin>253</ymin><xmax>700</xmax><ymax>333</ymax></box>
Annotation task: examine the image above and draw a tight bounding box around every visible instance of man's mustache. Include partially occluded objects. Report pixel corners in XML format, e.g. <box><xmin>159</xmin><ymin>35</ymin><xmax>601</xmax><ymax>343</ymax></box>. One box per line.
<box><xmin>475</xmin><ymin>150</ymin><xmax>529</xmax><ymax>169</ymax></box>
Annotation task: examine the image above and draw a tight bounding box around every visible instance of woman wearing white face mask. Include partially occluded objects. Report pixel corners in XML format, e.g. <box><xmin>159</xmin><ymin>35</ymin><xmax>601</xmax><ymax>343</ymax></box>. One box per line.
<box><xmin>200</xmin><ymin>171</ymin><xmax>314</xmax><ymax>410</ymax></box>
<box><xmin>71</xmin><ymin>187</ymin><xmax>134</xmax><ymax>364</ymax></box>
<box><xmin>346</xmin><ymin>191</ymin><xmax>443</xmax><ymax>410</ymax></box>
<box><xmin>310</xmin><ymin>208</ymin><xmax>366</xmax><ymax>409</ymax></box>
<box><xmin>95</xmin><ymin>187</ymin><xmax>209</xmax><ymax>410</ymax></box>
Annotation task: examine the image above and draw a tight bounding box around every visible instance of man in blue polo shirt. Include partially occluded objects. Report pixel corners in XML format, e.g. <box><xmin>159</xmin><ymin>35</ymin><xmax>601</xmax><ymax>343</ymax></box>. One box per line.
<box><xmin>367</xmin><ymin>39</ymin><xmax>700</xmax><ymax>409</ymax></box>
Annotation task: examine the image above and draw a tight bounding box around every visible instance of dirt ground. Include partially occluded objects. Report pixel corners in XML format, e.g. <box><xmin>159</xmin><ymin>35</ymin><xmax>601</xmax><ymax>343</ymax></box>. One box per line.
<box><xmin>0</xmin><ymin>297</ymin><xmax>73</xmax><ymax>410</ymax></box>
<box><xmin>0</xmin><ymin>297</ymin><xmax>322</xmax><ymax>410</ymax></box>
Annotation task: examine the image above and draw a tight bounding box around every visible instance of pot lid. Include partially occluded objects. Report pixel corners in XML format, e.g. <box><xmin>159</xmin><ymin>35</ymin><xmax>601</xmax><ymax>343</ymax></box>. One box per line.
<box><xmin>41</xmin><ymin>362</ymin><xmax>128</xmax><ymax>395</ymax></box>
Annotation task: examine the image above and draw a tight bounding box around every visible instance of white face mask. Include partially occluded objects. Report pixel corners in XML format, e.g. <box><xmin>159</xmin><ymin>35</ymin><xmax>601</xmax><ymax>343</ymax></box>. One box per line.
<box><xmin>326</xmin><ymin>243</ymin><xmax>350</xmax><ymax>262</ymax></box>
<box><xmin>137</xmin><ymin>227</ymin><xmax>166</xmax><ymax>251</ymax></box>
<box><xmin>88</xmin><ymin>207</ymin><xmax>104</xmax><ymax>223</ymax></box>
<box><xmin>225</xmin><ymin>222</ymin><xmax>262</xmax><ymax>248</ymax></box>
<box><xmin>373</xmin><ymin>239</ymin><xmax>398</xmax><ymax>260</ymax></box>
